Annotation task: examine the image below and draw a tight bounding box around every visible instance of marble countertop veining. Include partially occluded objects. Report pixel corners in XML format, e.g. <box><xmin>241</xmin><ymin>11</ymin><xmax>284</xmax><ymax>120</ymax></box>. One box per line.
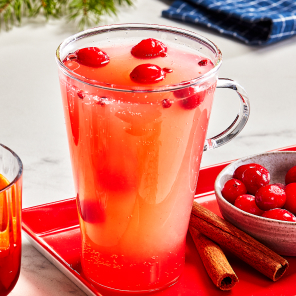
<box><xmin>1</xmin><ymin>0</ymin><xmax>296</xmax><ymax>295</ymax></box>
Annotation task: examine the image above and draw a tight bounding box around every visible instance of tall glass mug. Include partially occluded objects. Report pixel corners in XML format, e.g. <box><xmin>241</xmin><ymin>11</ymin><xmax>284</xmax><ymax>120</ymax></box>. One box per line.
<box><xmin>0</xmin><ymin>144</ymin><xmax>22</xmax><ymax>296</ymax></box>
<box><xmin>56</xmin><ymin>24</ymin><xmax>250</xmax><ymax>293</ymax></box>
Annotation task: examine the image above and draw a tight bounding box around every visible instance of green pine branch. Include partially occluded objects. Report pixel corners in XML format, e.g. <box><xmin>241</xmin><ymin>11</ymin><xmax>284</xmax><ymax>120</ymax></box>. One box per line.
<box><xmin>0</xmin><ymin>0</ymin><xmax>134</xmax><ymax>30</ymax></box>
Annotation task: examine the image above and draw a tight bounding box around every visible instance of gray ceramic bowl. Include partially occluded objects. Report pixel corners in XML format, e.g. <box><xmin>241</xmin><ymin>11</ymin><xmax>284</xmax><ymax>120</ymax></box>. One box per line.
<box><xmin>215</xmin><ymin>151</ymin><xmax>296</xmax><ymax>256</ymax></box>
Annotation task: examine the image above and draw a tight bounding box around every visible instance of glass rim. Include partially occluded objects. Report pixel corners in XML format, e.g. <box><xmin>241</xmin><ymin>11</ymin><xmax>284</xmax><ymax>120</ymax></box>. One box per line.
<box><xmin>56</xmin><ymin>23</ymin><xmax>223</xmax><ymax>93</ymax></box>
<box><xmin>0</xmin><ymin>144</ymin><xmax>23</xmax><ymax>193</ymax></box>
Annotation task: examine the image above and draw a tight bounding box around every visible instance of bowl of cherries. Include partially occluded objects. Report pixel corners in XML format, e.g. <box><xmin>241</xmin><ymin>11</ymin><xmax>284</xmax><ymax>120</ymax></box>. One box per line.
<box><xmin>214</xmin><ymin>151</ymin><xmax>296</xmax><ymax>256</ymax></box>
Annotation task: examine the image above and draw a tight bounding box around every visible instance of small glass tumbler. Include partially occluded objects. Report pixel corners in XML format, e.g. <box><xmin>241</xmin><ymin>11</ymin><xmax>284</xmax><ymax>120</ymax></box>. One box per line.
<box><xmin>0</xmin><ymin>144</ymin><xmax>23</xmax><ymax>296</ymax></box>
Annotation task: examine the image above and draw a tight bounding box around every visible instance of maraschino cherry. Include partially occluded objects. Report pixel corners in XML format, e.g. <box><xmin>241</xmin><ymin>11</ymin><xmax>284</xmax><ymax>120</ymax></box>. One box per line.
<box><xmin>174</xmin><ymin>87</ymin><xmax>206</xmax><ymax>110</ymax></box>
<box><xmin>221</xmin><ymin>178</ymin><xmax>247</xmax><ymax>204</ymax></box>
<box><xmin>262</xmin><ymin>208</ymin><xmax>296</xmax><ymax>222</ymax></box>
<box><xmin>285</xmin><ymin>165</ymin><xmax>296</xmax><ymax>184</ymax></box>
<box><xmin>130</xmin><ymin>64</ymin><xmax>165</xmax><ymax>83</ymax></box>
<box><xmin>131</xmin><ymin>38</ymin><xmax>167</xmax><ymax>59</ymax></box>
<box><xmin>233</xmin><ymin>163</ymin><xmax>256</xmax><ymax>180</ymax></box>
<box><xmin>255</xmin><ymin>184</ymin><xmax>286</xmax><ymax>211</ymax></box>
<box><xmin>234</xmin><ymin>194</ymin><xmax>264</xmax><ymax>216</ymax></box>
<box><xmin>181</xmin><ymin>92</ymin><xmax>206</xmax><ymax>110</ymax></box>
<box><xmin>236</xmin><ymin>164</ymin><xmax>270</xmax><ymax>195</ymax></box>
<box><xmin>75</xmin><ymin>47</ymin><xmax>110</xmax><ymax>67</ymax></box>
<box><xmin>284</xmin><ymin>183</ymin><xmax>296</xmax><ymax>215</ymax></box>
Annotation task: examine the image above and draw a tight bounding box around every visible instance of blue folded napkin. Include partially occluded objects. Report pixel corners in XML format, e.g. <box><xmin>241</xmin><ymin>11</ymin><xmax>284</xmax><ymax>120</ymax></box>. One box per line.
<box><xmin>162</xmin><ymin>0</ymin><xmax>296</xmax><ymax>45</ymax></box>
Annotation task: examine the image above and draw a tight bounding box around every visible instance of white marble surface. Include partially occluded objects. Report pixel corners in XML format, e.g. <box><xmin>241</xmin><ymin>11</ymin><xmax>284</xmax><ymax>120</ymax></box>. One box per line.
<box><xmin>1</xmin><ymin>0</ymin><xmax>296</xmax><ymax>295</ymax></box>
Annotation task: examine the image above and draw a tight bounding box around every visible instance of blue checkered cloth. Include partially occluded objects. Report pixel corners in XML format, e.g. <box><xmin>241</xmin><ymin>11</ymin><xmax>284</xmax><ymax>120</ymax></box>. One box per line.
<box><xmin>162</xmin><ymin>0</ymin><xmax>296</xmax><ymax>45</ymax></box>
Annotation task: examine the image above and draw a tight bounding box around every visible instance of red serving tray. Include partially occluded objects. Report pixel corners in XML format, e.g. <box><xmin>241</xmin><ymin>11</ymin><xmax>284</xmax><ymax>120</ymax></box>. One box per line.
<box><xmin>22</xmin><ymin>145</ymin><xmax>296</xmax><ymax>296</ymax></box>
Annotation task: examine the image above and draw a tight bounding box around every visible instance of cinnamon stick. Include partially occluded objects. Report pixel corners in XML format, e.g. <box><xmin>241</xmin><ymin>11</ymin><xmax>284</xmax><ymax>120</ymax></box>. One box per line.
<box><xmin>190</xmin><ymin>201</ymin><xmax>289</xmax><ymax>281</ymax></box>
<box><xmin>189</xmin><ymin>226</ymin><xmax>238</xmax><ymax>290</ymax></box>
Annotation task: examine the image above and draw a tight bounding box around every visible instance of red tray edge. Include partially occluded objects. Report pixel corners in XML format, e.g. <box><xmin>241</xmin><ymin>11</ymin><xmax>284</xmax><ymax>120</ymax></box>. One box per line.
<box><xmin>21</xmin><ymin>144</ymin><xmax>296</xmax><ymax>296</ymax></box>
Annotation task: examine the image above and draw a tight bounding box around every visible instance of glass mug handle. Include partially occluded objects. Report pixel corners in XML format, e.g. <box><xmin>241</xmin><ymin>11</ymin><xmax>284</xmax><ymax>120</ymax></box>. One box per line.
<box><xmin>204</xmin><ymin>78</ymin><xmax>250</xmax><ymax>151</ymax></box>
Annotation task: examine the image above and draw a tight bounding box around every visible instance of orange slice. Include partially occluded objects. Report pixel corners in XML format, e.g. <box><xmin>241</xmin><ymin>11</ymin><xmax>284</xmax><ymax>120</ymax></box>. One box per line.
<box><xmin>0</xmin><ymin>174</ymin><xmax>9</xmax><ymax>190</ymax></box>
<box><xmin>0</xmin><ymin>174</ymin><xmax>10</xmax><ymax>252</ymax></box>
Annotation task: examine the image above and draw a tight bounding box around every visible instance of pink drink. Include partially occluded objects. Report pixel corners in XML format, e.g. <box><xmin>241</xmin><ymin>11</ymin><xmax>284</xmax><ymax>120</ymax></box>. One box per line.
<box><xmin>58</xmin><ymin>30</ymin><xmax>217</xmax><ymax>292</ymax></box>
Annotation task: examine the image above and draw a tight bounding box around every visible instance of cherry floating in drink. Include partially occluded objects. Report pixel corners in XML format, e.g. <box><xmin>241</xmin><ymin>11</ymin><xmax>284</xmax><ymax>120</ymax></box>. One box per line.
<box><xmin>131</xmin><ymin>38</ymin><xmax>167</xmax><ymax>59</ymax></box>
<box><xmin>74</xmin><ymin>47</ymin><xmax>109</xmax><ymax>67</ymax></box>
<box><xmin>130</xmin><ymin>64</ymin><xmax>166</xmax><ymax>83</ymax></box>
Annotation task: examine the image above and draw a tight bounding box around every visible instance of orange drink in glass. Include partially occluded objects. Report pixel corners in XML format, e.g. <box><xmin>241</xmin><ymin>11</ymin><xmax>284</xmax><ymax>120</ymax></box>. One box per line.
<box><xmin>0</xmin><ymin>144</ymin><xmax>22</xmax><ymax>296</ymax></box>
